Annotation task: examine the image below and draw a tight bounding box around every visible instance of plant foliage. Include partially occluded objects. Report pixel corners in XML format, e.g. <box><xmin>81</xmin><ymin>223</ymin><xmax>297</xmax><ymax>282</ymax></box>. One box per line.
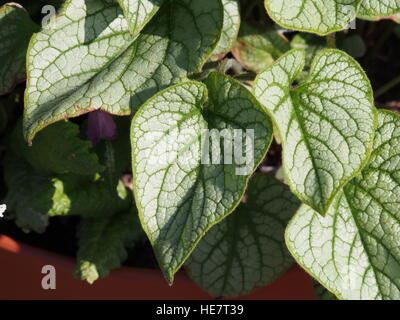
<box><xmin>1</xmin><ymin>0</ymin><xmax>400</xmax><ymax>299</ymax></box>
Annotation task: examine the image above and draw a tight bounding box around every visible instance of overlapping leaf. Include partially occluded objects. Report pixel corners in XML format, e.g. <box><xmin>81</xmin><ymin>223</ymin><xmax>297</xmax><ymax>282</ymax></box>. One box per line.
<box><xmin>290</xmin><ymin>33</ymin><xmax>366</xmax><ymax>71</ymax></box>
<box><xmin>286</xmin><ymin>110</ymin><xmax>400</xmax><ymax>300</ymax></box>
<box><xmin>4</xmin><ymin>154</ymin><xmax>131</xmax><ymax>224</ymax></box>
<box><xmin>12</xmin><ymin>120</ymin><xmax>104</xmax><ymax>176</ymax></box>
<box><xmin>313</xmin><ymin>280</ymin><xmax>337</xmax><ymax>300</ymax></box>
<box><xmin>39</xmin><ymin>176</ymin><xmax>132</xmax><ymax>218</ymax></box>
<box><xmin>213</xmin><ymin>0</ymin><xmax>241</xmax><ymax>56</ymax></box>
<box><xmin>24</xmin><ymin>0</ymin><xmax>223</xmax><ymax>141</ymax></box>
<box><xmin>4</xmin><ymin>155</ymin><xmax>50</xmax><ymax>233</ymax></box>
<box><xmin>290</xmin><ymin>34</ymin><xmax>325</xmax><ymax>68</ymax></box>
<box><xmin>232</xmin><ymin>24</ymin><xmax>290</xmax><ymax>73</ymax></box>
<box><xmin>0</xmin><ymin>3</ymin><xmax>38</xmax><ymax>95</ymax></box>
<box><xmin>6</xmin><ymin>120</ymin><xmax>131</xmax><ymax>223</ymax></box>
<box><xmin>185</xmin><ymin>174</ymin><xmax>299</xmax><ymax>298</ymax></box>
<box><xmin>358</xmin><ymin>0</ymin><xmax>400</xmax><ymax>21</ymax></box>
<box><xmin>253</xmin><ymin>49</ymin><xmax>376</xmax><ymax>215</ymax></box>
<box><xmin>116</xmin><ymin>0</ymin><xmax>165</xmax><ymax>35</ymax></box>
<box><xmin>264</xmin><ymin>0</ymin><xmax>362</xmax><ymax>35</ymax></box>
<box><xmin>76</xmin><ymin>209</ymin><xmax>143</xmax><ymax>284</ymax></box>
<box><xmin>131</xmin><ymin>73</ymin><xmax>273</xmax><ymax>282</ymax></box>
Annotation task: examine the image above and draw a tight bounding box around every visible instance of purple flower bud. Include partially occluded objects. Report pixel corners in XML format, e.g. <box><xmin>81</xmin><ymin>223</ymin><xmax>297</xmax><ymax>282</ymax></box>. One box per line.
<box><xmin>87</xmin><ymin>110</ymin><xmax>117</xmax><ymax>144</ymax></box>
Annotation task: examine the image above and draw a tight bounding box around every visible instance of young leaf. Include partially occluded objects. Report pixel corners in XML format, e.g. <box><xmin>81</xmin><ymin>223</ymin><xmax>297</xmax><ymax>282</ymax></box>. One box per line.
<box><xmin>0</xmin><ymin>3</ymin><xmax>39</xmax><ymax>95</ymax></box>
<box><xmin>24</xmin><ymin>0</ymin><xmax>223</xmax><ymax>141</ymax></box>
<box><xmin>253</xmin><ymin>49</ymin><xmax>376</xmax><ymax>215</ymax></box>
<box><xmin>212</xmin><ymin>0</ymin><xmax>241</xmax><ymax>56</ymax></box>
<box><xmin>358</xmin><ymin>0</ymin><xmax>400</xmax><ymax>21</ymax></box>
<box><xmin>286</xmin><ymin>110</ymin><xmax>400</xmax><ymax>300</ymax></box>
<box><xmin>131</xmin><ymin>74</ymin><xmax>273</xmax><ymax>282</ymax></box>
<box><xmin>264</xmin><ymin>0</ymin><xmax>362</xmax><ymax>35</ymax></box>
<box><xmin>76</xmin><ymin>210</ymin><xmax>143</xmax><ymax>284</ymax></box>
<box><xmin>116</xmin><ymin>0</ymin><xmax>165</xmax><ymax>35</ymax></box>
<box><xmin>185</xmin><ymin>174</ymin><xmax>299</xmax><ymax>298</ymax></box>
<box><xmin>232</xmin><ymin>24</ymin><xmax>290</xmax><ymax>73</ymax></box>
<box><xmin>12</xmin><ymin>120</ymin><xmax>104</xmax><ymax>176</ymax></box>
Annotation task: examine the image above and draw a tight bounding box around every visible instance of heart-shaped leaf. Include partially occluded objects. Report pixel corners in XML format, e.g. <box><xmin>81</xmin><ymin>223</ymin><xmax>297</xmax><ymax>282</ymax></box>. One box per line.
<box><xmin>286</xmin><ymin>110</ymin><xmax>400</xmax><ymax>300</ymax></box>
<box><xmin>253</xmin><ymin>49</ymin><xmax>376</xmax><ymax>215</ymax></box>
<box><xmin>185</xmin><ymin>174</ymin><xmax>299</xmax><ymax>298</ymax></box>
<box><xmin>24</xmin><ymin>0</ymin><xmax>223</xmax><ymax>141</ymax></box>
<box><xmin>131</xmin><ymin>73</ymin><xmax>273</xmax><ymax>282</ymax></box>
<box><xmin>116</xmin><ymin>0</ymin><xmax>165</xmax><ymax>35</ymax></box>
<box><xmin>0</xmin><ymin>3</ymin><xmax>38</xmax><ymax>95</ymax></box>
<box><xmin>264</xmin><ymin>0</ymin><xmax>362</xmax><ymax>35</ymax></box>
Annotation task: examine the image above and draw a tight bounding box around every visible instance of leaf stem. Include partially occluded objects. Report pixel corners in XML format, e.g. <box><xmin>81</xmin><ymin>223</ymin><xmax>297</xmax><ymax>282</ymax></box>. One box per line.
<box><xmin>202</xmin><ymin>60</ymin><xmax>220</xmax><ymax>70</ymax></box>
<box><xmin>234</xmin><ymin>72</ymin><xmax>256</xmax><ymax>82</ymax></box>
<box><xmin>104</xmin><ymin>140</ymin><xmax>117</xmax><ymax>192</ymax></box>
<box><xmin>375</xmin><ymin>75</ymin><xmax>400</xmax><ymax>99</ymax></box>
<box><xmin>327</xmin><ymin>33</ymin><xmax>336</xmax><ymax>48</ymax></box>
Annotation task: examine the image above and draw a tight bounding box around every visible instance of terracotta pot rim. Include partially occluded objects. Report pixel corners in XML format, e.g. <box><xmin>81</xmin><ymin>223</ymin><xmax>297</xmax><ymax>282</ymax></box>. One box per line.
<box><xmin>0</xmin><ymin>234</ymin><xmax>191</xmax><ymax>282</ymax></box>
<box><xmin>0</xmin><ymin>233</ymin><xmax>315</xmax><ymax>300</ymax></box>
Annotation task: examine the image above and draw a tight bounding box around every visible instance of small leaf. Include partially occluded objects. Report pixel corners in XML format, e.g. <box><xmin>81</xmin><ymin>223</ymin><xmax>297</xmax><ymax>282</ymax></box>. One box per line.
<box><xmin>116</xmin><ymin>0</ymin><xmax>165</xmax><ymax>35</ymax></box>
<box><xmin>185</xmin><ymin>174</ymin><xmax>299</xmax><ymax>298</ymax></box>
<box><xmin>212</xmin><ymin>0</ymin><xmax>241</xmax><ymax>56</ymax></box>
<box><xmin>0</xmin><ymin>3</ymin><xmax>39</xmax><ymax>95</ymax></box>
<box><xmin>358</xmin><ymin>0</ymin><xmax>400</xmax><ymax>21</ymax></box>
<box><xmin>12</xmin><ymin>120</ymin><xmax>104</xmax><ymax>176</ymax></box>
<box><xmin>232</xmin><ymin>24</ymin><xmax>290</xmax><ymax>73</ymax></box>
<box><xmin>264</xmin><ymin>0</ymin><xmax>361</xmax><ymax>35</ymax></box>
<box><xmin>253</xmin><ymin>49</ymin><xmax>376</xmax><ymax>215</ymax></box>
<box><xmin>24</xmin><ymin>0</ymin><xmax>224</xmax><ymax>141</ymax></box>
<box><xmin>131</xmin><ymin>74</ymin><xmax>273</xmax><ymax>282</ymax></box>
<box><xmin>286</xmin><ymin>110</ymin><xmax>400</xmax><ymax>300</ymax></box>
<box><xmin>76</xmin><ymin>210</ymin><xmax>143</xmax><ymax>284</ymax></box>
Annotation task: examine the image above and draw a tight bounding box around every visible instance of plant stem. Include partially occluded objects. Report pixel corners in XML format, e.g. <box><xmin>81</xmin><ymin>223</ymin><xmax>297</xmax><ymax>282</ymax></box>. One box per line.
<box><xmin>202</xmin><ymin>60</ymin><xmax>219</xmax><ymax>70</ymax></box>
<box><xmin>234</xmin><ymin>72</ymin><xmax>256</xmax><ymax>82</ymax></box>
<box><xmin>327</xmin><ymin>33</ymin><xmax>336</xmax><ymax>48</ymax></box>
<box><xmin>375</xmin><ymin>75</ymin><xmax>400</xmax><ymax>99</ymax></box>
<box><xmin>105</xmin><ymin>140</ymin><xmax>117</xmax><ymax>192</ymax></box>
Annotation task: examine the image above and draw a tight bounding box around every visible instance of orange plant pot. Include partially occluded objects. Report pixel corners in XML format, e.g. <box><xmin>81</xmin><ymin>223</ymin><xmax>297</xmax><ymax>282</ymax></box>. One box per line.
<box><xmin>0</xmin><ymin>234</ymin><xmax>315</xmax><ymax>300</ymax></box>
